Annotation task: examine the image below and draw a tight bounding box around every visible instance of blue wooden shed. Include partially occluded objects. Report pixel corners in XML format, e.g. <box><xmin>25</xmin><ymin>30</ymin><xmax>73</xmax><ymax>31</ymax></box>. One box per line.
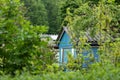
<box><xmin>56</xmin><ymin>27</ymin><xmax>99</xmax><ymax>64</ymax></box>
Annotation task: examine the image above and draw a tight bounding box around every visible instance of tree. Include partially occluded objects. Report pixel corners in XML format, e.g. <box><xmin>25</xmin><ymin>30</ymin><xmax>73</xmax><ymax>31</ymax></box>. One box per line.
<box><xmin>22</xmin><ymin>0</ymin><xmax>63</xmax><ymax>34</ymax></box>
<box><xmin>41</xmin><ymin>0</ymin><xmax>63</xmax><ymax>34</ymax></box>
<box><xmin>60</xmin><ymin>0</ymin><xmax>81</xmax><ymax>26</ymax></box>
<box><xmin>0</xmin><ymin>0</ymin><xmax>55</xmax><ymax>75</ymax></box>
<box><xmin>21</xmin><ymin>0</ymin><xmax>49</xmax><ymax>26</ymax></box>
<box><xmin>61</xmin><ymin>0</ymin><xmax>120</xmax><ymax>69</ymax></box>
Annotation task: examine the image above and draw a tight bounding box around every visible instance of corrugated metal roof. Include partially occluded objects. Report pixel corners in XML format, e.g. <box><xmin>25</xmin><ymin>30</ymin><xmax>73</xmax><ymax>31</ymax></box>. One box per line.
<box><xmin>56</xmin><ymin>27</ymin><xmax>114</xmax><ymax>46</ymax></box>
<box><xmin>85</xmin><ymin>30</ymin><xmax>113</xmax><ymax>42</ymax></box>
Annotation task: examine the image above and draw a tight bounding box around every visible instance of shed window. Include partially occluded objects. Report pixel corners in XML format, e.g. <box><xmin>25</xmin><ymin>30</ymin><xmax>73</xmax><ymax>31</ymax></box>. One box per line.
<box><xmin>62</xmin><ymin>48</ymin><xmax>72</xmax><ymax>63</ymax></box>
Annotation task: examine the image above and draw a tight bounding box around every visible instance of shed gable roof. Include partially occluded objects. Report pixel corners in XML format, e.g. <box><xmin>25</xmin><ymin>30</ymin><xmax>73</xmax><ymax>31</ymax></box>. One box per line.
<box><xmin>56</xmin><ymin>26</ymin><xmax>114</xmax><ymax>47</ymax></box>
<box><xmin>56</xmin><ymin>27</ymin><xmax>69</xmax><ymax>46</ymax></box>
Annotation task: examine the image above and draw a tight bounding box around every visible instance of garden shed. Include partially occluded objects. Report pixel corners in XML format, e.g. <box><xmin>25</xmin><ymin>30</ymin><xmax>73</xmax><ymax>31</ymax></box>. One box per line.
<box><xmin>56</xmin><ymin>27</ymin><xmax>106</xmax><ymax>64</ymax></box>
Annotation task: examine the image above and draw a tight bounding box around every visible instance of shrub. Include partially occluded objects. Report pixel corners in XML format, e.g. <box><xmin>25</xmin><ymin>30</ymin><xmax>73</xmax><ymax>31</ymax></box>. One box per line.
<box><xmin>0</xmin><ymin>63</ymin><xmax>120</xmax><ymax>80</ymax></box>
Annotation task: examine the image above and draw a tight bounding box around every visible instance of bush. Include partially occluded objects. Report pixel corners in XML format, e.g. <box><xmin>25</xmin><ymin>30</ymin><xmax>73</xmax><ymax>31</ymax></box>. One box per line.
<box><xmin>0</xmin><ymin>63</ymin><xmax>120</xmax><ymax>80</ymax></box>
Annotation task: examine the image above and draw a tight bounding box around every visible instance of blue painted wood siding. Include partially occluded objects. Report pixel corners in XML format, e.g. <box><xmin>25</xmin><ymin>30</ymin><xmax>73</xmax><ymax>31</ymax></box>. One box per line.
<box><xmin>59</xmin><ymin>32</ymin><xmax>72</xmax><ymax>48</ymax></box>
<box><xmin>92</xmin><ymin>47</ymin><xmax>99</xmax><ymax>61</ymax></box>
<box><xmin>83</xmin><ymin>47</ymin><xmax>99</xmax><ymax>60</ymax></box>
<box><xmin>58</xmin><ymin>32</ymin><xmax>73</xmax><ymax>63</ymax></box>
<box><xmin>82</xmin><ymin>47</ymin><xmax>99</xmax><ymax>67</ymax></box>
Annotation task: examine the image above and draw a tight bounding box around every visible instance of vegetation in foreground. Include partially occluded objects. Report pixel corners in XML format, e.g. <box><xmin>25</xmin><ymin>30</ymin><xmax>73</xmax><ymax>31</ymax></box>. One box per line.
<box><xmin>0</xmin><ymin>63</ymin><xmax>120</xmax><ymax>80</ymax></box>
<box><xmin>0</xmin><ymin>0</ymin><xmax>120</xmax><ymax>80</ymax></box>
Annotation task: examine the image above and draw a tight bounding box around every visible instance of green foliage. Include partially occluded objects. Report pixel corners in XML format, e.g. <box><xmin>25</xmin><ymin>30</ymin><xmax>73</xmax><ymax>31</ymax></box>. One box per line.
<box><xmin>41</xmin><ymin>0</ymin><xmax>63</xmax><ymax>34</ymax></box>
<box><xmin>65</xmin><ymin>51</ymin><xmax>97</xmax><ymax>71</ymax></box>
<box><xmin>0</xmin><ymin>63</ymin><xmax>120</xmax><ymax>80</ymax></box>
<box><xmin>44</xmin><ymin>63</ymin><xmax>62</xmax><ymax>73</ymax></box>
<box><xmin>20</xmin><ymin>0</ymin><xmax>120</xmax><ymax>34</ymax></box>
<box><xmin>61</xmin><ymin>0</ymin><xmax>81</xmax><ymax>26</ymax></box>
<box><xmin>66</xmin><ymin>54</ymin><xmax>82</xmax><ymax>71</ymax></box>
<box><xmin>62</xmin><ymin>0</ymin><xmax>120</xmax><ymax>63</ymax></box>
<box><xmin>21</xmin><ymin>0</ymin><xmax>49</xmax><ymax>26</ymax></box>
<box><xmin>60</xmin><ymin>0</ymin><xmax>120</xmax><ymax>74</ymax></box>
<box><xmin>22</xmin><ymin>0</ymin><xmax>63</xmax><ymax>34</ymax></box>
<box><xmin>0</xmin><ymin>0</ymin><xmax>119</xmax><ymax>77</ymax></box>
<box><xmin>99</xmin><ymin>38</ymin><xmax>120</xmax><ymax>67</ymax></box>
<box><xmin>0</xmin><ymin>0</ymin><xmax>56</xmax><ymax>75</ymax></box>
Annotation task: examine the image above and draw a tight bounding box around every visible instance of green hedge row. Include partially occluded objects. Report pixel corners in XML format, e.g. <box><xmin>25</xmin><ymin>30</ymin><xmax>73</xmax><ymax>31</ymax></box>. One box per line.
<box><xmin>0</xmin><ymin>64</ymin><xmax>120</xmax><ymax>80</ymax></box>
